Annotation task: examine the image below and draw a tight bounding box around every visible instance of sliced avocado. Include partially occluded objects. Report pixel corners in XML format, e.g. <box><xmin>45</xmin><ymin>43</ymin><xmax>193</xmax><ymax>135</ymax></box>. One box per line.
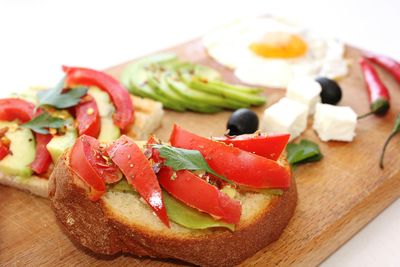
<box><xmin>163</xmin><ymin>191</ymin><xmax>235</xmax><ymax>231</ymax></box>
<box><xmin>178</xmin><ymin>63</ymin><xmax>222</xmax><ymax>81</ymax></box>
<box><xmin>0</xmin><ymin>121</ymin><xmax>35</xmax><ymax>177</ymax></box>
<box><xmin>98</xmin><ymin>117</ymin><xmax>120</xmax><ymax>142</ymax></box>
<box><xmin>87</xmin><ymin>87</ymin><xmax>121</xmax><ymax>142</ymax></box>
<box><xmin>120</xmin><ymin>54</ymin><xmax>187</xmax><ymax>111</ymax></box>
<box><xmin>46</xmin><ymin>127</ymin><xmax>77</xmax><ymax>163</ymax></box>
<box><xmin>120</xmin><ymin>52</ymin><xmax>178</xmax><ymax>88</ymax></box>
<box><xmin>108</xmin><ymin>179</ymin><xmax>137</xmax><ymax>194</ymax></box>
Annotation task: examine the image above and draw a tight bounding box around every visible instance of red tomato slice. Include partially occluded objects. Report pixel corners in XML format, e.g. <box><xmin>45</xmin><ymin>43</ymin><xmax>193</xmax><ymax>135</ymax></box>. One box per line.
<box><xmin>75</xmin><ymin>95</ymin><xmax>101</xmax><ymax>138</ymax></box>
<box><xmin>158</xmin><ymin>167</ymin><xmax>241</xmax><ymax>224</ymax></box>
<box><xmin>106</xmin><ymin>135</ymin><xmax>170</xmax><ymax>227</ymax></box>
<box><xmin>214</xmin><ymin>133</ymin><xmax>290</xmax><ymax>161</ymax></box>
<box><xmin>70</xmin><ymin>135</ymin><xmax>106</xmax><ymax>200</ymax></box>
<box><xmin>30</xmin><ymin>134</ymin><xmax>53</xmax><ymax>175</ymax></box>
<box><xmin>170</xmin><ymin>125</ymin><xmax>291</xmax><ymax>189</ymax></box>
<box><xmin>0</xmin><ymin>143</ymin><xmax>9</xmax><ymax>160</ymax></box>
<box><xmin>0</xmin><ymin>98</ymin><xmax>36</xmax><ymax>122</ymax></box>
<box><xmin>63</xmin><ymin>66</ymin><xmax>134</xmax><ymax>130</ymax></box>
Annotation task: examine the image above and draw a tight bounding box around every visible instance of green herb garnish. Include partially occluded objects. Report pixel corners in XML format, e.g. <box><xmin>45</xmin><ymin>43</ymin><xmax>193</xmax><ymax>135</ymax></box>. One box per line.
<box><xmin>37</xmin><ymin>77</ymin><xmax>87</xmax><ymax>109</ymax></box>
<box><xmin>286</xmin><ymin>139</ymin><xmax>323</xmax><ymax>166</ymax></box>
<box><xmin>22</xmin><ymin>112</ymin><xmax>68</xmax><ymax>134</ymax></box>
<box><xmin>153</xmin><ymin>144</ymin><xmax>233</xmax><ymax>184</ymax></box>
<box><xmin>380</xmin><ymin>113</ymin><xmax>400</xmax><ymax>169</ymax></box>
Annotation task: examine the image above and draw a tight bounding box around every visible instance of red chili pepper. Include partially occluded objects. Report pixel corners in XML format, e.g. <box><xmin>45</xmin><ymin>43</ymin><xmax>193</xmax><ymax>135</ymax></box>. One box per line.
<box><xmin>75</xmin><ymin>95</ymin><xmax>101</xmax><ymax>138</ymax></box>
<box><xmin>63</xmin><ymin>66</ymin><xmax>134</xmax><ymax>130</ymax></box>
<box><xmin>213</xmin><ymin>133</ymin><xmax>290</xmax><ymax>161</ymax></box>
<box><xmin>30</xmin><ymin>134</ymin><xmax>53</xmax><ymax>174</ymax></box>
<box><xmin>106</xmin><ymin>135</ymin><xmax>170</xmax><ymax>227</ymax></box>
<box><xmin>158</xmin><ymin>167</ymin><xmax>242</xmax><ymax>224</ymax></box>
<box><xmin>359</xmin><ymin>57</ymin><xmax>391</xmax><ymax>118</ymax></box>
<box><xmin>170</xmin><ymin>125</ymin><xmax>291</xmax><ymax>189</ymax></box>
<box><xmin>0</xmin><ymin>98</ymin><xmax>53</xmax><ymax>174</ymax></box>
<box><xmin>364</xmin><ymin>53</ymin><xmax>400</xmax><ymax>85</ymax></box>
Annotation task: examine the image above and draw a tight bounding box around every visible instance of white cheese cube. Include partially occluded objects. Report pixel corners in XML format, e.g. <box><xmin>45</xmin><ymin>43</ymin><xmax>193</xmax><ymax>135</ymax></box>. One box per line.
<box><xmin>261</xmin><ymin>97</ymin><xmax>308</xmax><ymax>141</ymax></box>
<box><xmin>286</xmin><ymin>77</ymin><xmax>322</xmax><ymax>115</ymax></box>
<box><xmin>313</xmin><ymin>103</ymin><xmax>357</xmax><ymax>142</ymax></box>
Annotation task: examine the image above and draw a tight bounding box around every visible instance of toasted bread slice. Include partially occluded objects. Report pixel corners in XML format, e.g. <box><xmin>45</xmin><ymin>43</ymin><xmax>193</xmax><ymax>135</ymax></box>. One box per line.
<box><xmin>0</xmin><ymin>96</ymin><xmax>164</xmax><ymax>198</ymax></box>
<box><xmin>49</xmin><ymin>151</ymin><xmax>297</xmax><ymax>267</ymax></box>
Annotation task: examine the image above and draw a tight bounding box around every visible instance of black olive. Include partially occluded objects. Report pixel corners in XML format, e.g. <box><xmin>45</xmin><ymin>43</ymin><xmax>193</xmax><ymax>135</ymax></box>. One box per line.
<box><xmin>227</xmin><ymin>108</ymin><xmax>259</xmax><ymax>135</ymax></box>
<box><xmin>316</xmin><ymin>77</ymin><xmax>342</xmax><ymax>105</ymax></box>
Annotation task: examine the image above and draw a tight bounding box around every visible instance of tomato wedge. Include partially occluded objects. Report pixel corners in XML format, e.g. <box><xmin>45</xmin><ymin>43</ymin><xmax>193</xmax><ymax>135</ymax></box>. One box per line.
<box><xmin>214</xmin><ymin>133</ymin><xmax>290</xmax><ymax>161</ymax></box>
<box><xmin>170</xmin><ymin>125</ymin><xmax>291</xmax><ymax>189</ymax></box>
<box><xmin>75</xmin><ymin>95</ymin><xmax>101</xmax><ymax>138</ymax></box>
<box><xmin>70</xmin><ymin>135</ymin><xmax>106</xmax><ymax>200</ymax></box>
<box><xmin>0</xmin><ymin>98</ymin><xmax>53</xmax><ymax>174</ymax></box>
<box><xmin>158</xmin><ymin>167</ymin><xmax>241</xmax><ymax>224</ymax></box>
<box><xmin>30</xmin><ymin>134</ymin><xmax>53</xmax><ymax>174</ymax></box>
<box><xmin>0</xmin><ymin>98</ymin><xmax>36</xmax><ymax>122</ymax></box>
<box><xmin>106</xmin><ymin>135</ymin><xmax>169</xmax><ymax>227</ymax></box>
<box><xmin>63</xmin><ymin>66</ymin><xmax>134</xmax><ymax>130</ymax></box>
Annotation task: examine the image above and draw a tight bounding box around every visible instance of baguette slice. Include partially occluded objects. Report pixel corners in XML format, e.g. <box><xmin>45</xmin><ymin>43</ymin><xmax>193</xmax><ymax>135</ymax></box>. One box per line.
<box><xmin>0</xmin><ymin>96</ymin><xmax>164</xmax><ymax>198</ymax></box>
<box><xmin>49</xmin><ymin>151</ymin><xmax>297</xmax><ymax>267</ymax></box>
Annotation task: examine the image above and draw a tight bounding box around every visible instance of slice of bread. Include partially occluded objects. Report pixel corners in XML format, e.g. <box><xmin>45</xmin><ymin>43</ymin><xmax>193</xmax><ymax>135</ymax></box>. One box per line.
<box><xmin>49</xmin><ymin>151</ymin><xmax>297</xmax><ymax>266</ymax></box>
<box><xmin>0</xmin><ymin>96</ymin><xmax>164</xmax><ymax>198</ymax></box>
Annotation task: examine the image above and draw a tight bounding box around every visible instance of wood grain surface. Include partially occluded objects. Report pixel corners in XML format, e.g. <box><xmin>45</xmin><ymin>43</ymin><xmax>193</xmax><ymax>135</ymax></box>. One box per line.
<box><xmin>1</xmin><ymin>39</ymin><xmax>399</xmax><ymax>267</ymax></box>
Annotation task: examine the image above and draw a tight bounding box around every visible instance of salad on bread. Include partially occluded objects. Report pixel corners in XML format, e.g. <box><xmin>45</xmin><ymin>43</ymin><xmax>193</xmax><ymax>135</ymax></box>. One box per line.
<box><xmin>0</xmin><ymin>66</ymin><xmax>163</xmax><ymax>197</ymax></box>
<box><xmin>63</xmin><ymin>124</ymin><xmax>292</xmax><ymax>230</ymax></box>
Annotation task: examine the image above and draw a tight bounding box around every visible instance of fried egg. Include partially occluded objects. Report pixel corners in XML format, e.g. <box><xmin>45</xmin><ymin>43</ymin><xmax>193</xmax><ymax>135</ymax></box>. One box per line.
<box><xmin>203</xmin><ymin>17</ymin><xmax>348</xmax><ymax>88</ymax></box>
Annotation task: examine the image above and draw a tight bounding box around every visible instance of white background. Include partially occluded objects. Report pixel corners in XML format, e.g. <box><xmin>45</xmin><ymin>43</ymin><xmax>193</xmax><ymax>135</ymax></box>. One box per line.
<box><xmin>0</xmin><ymin>0</ymin><xmax>399</xmax><ymax>266</ymax></box>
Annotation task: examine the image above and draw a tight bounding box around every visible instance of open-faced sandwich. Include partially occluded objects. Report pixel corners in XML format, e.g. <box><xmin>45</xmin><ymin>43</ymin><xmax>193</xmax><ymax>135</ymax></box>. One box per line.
<box><xmin>49</xmin><ymin>125</ymin><xmax>296</xmax><ymax>266</ymax></box>
<box><xmin>0</xmin><ymin>66</ymin><xmax>163</xmax><ymax>197</ymax></box>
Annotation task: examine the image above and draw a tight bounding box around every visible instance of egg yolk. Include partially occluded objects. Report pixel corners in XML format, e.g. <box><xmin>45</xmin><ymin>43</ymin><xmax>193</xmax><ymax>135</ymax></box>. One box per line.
<box><xmin>249</xmin><ymin>32</ymin><xmax>308</xmax><ymax>59</ymax></box>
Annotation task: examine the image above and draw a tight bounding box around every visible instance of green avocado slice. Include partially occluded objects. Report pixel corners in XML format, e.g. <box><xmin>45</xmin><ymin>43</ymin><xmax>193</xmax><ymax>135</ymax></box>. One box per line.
<box><xmin>0</xmin><ymin>121</ymin><xmax>35</xmax><ymax>177</ymax></box>
<box><xmin>87</xmin><ymin>87</ymin><xmax>121</xmax><ymax>142</ymax></box>
<box><xmin>163</xmin><ymin>191</ymin><xmax>235</xmax><ymax>231</ymax></box>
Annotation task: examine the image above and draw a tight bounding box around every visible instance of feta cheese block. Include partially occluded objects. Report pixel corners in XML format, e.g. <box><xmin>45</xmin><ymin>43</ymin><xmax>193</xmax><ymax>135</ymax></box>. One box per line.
<box><xmin>313</xmin><ymin>103</ymin><xmax>357</xmax><ymax>142</ymax></box>
<box><xmin>261</xmin><ymin>97</ymin><xmax>309</xmax><ymax>141</ymax></box>
<box><xmin>286</xmin><ymin>77</ymin><xmax>322</xmax><ymax>115</ymax></box>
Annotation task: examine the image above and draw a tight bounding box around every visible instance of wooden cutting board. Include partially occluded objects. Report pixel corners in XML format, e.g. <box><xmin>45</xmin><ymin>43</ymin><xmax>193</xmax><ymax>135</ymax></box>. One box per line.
<box><xmin>0</xmin><ymin>39</ymin><xmax>399</xmax><ymax>267</ymax></box>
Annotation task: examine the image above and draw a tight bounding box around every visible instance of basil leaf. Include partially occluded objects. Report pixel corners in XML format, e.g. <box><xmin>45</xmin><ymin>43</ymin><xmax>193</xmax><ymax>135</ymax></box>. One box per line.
<box><xmin>153</xmin><ymin>144</ymin><xmax>233</xmax><ymax>184</ymax></box>
<box><xmin>286</xmin><ymin>139</ymin><xmax>323</xmax><ymax>165</ymax></box>
<box><xmin>22</xmin><ymin>112</ymin><xmax>68</xmax><ymax>134</ymax></box>
<box><xmin>37</xmin><ymin>77</ymin><xmax>88</xmax><ymax>108</ymax></box>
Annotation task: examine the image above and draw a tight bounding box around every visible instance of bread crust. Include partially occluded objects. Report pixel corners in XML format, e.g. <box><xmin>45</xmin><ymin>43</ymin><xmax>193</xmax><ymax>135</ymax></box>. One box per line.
<box><xmin>49</xmin><ymin>152</ymin><xmax>297</xmax><ymax>267</ymax></box>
